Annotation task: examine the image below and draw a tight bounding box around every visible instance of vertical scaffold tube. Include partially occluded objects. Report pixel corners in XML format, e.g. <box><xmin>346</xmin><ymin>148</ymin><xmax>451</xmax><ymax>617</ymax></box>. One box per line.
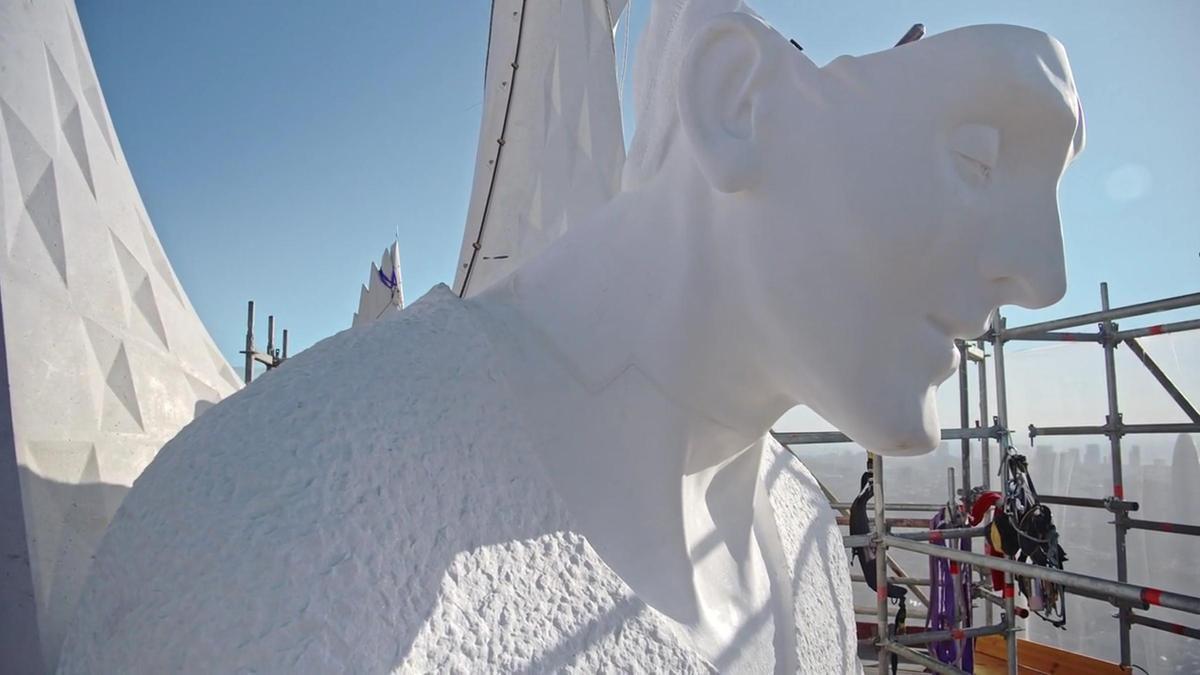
<box><xmin>957</xmin><ymin>341</ymin><xmax>971</xmax><ymax>505</ymax></box>
<box><xmin>1100</xmin><ymin>283</ymin><xmax>1132</xmax><ymax>668</ymax></box>
<box><xmin>873</xmin><ymin>453</ymin><xmax>889</xmax><ymax>675</ymax></box>
<box><xmin>976</xmin><ymin>337</ymin><xmax>993</xmax><ymax>625</ymax></box>
<box><xmin>992</xmin><ymin>312</ymin><xmax>1018</xmax><ymax>675</ymax></box>
<box><xmin>244</xmin><ymin>301</ymin><xmax>255</xmax><ymax>384</ymax></box>
<box><xmin>977</xmin><ymin>338</ymin><xmax>991</xmax><ymax>490</ymax></box>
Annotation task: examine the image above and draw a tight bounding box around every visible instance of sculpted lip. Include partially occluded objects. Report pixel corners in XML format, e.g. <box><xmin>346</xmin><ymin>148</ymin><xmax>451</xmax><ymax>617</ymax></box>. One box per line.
<box><xmin>926</xmin><ymin>311</ymin><xmax>991</xmax><ymax>341</ymax></box>
<box><xmin>926</xmin><ymin>313</ymin><xmax>957</xmax><ymax>340</ymax></box>
<box><xmin>921</xmin><ymin>316</ymin><xmax>963</xmax><ymax>382</ymax></box>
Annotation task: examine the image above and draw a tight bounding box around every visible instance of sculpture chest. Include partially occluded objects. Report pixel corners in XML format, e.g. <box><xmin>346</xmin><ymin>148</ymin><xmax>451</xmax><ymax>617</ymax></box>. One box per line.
<box><xmin>61</xmin><ymin>287</ymin><xmax>858</xmax><ymax>673</ymax></box>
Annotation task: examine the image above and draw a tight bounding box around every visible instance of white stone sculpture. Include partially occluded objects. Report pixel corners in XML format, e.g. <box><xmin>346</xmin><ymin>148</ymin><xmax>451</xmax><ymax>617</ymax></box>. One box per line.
<box><xmin>351</xmin><ymin>242</ymin><xmax>405</xmax><ymax>328</ymax></box>
<box><xmin>62</xmin><ymin>1</ymin><xmax>1085</xmax><ymax>672</ymax></box>
<box><xmin>0</xmin><ymin>1</ymin><xmax>242</xmax><ymax>671</ymax></box>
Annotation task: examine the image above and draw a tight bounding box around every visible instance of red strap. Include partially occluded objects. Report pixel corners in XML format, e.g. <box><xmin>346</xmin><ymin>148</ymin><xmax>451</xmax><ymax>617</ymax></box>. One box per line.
<box><xmin>969</xmin><ymin>491</ymin><xmax>1002</xmax><ymax>525</ymax></box>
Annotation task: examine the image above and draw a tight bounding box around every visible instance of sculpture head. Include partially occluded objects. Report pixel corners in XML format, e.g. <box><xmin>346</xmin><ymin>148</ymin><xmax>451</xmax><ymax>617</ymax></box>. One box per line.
<box><xmin>626</xmin><ymin>3</ymin><xmax>1085</xmax><ymax>454</ymax></box>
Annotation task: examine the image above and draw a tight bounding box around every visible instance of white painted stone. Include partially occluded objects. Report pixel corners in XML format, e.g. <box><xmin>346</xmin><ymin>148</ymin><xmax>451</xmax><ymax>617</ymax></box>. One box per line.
<box><xmin>62</xmin><ymin>0</ymin><xmax>1085</xmax><ymax>672</ymax></box>
<box><xmin>61</xmin><ymin>286</ymin><xmax>858</xmax><ymax>673</ymax></box>
<box><xmin>0</xmin><ymin>1</ymin><xmax>241</xmax><ymax>670</ymax></box>
<box><xmin>454</xmin><ymin>0</ymin><xmax>629</xmax><ymax>297</ymax></box>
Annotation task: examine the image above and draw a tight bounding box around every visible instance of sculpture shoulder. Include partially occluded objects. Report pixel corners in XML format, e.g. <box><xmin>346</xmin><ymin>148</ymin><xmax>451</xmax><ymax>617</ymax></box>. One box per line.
<box><xmin>761</xmin><ymin>439</ymin><xmax>841</xmax><ymax>555</ymax></box>
<box><xmin>761</xmin><ymin>439</ymin><xmax>863</xmax><ymax>674</ymax></box>
<box><xmin>60</xmin><ymin>285</ymin><xmax>710</xmax><ymax>673</ymax></box>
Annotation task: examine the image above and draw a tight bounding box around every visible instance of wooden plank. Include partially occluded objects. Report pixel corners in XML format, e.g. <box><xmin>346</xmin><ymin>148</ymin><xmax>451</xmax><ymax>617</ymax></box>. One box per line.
<box><xmin>974</xmin><ymin>635</ymin><xmax>1127</xmax><ymax>675</ymax></box>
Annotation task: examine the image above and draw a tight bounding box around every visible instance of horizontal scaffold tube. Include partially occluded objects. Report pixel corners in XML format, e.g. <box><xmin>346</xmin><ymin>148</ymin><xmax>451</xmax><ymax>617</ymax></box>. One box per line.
<box><xmin>855</xmin><ymin>606</ymin><xmax>929</xmax><ymax>620</ymax></box>
<box><xmin>1126</xmin><ymin>518</ymin><xmax>1200</xmax><ymax>537</ymax></box>
<box><xmin>1038</xmin><ymin>494</ymin><xmax>1139</xmax><ymax>511</ymax></box>
<box><xmin>1113</xmin><ymin>317</ymin><xmax>1200</xmax><ymax>341</ymax></box>
<box><xmin>843</xmin><ymin>526</ymin><xmax>987</xmax><ymax>551</ymax></box>
<box><xmin>1029</xmin><ymin>422</ymin><xmax>1200</xmax><ymax>437</ymax></box>
<box><xmin>829</xmin><ymin>502</ymin><xmax>945</xmax><ymax>512</ymax></box>
<box><xmin>851</xmin><ymin>574</ymin><xmax>930</xmax><ymax>586</ymax></box>
<box><xmin>892</xmin><ymin>622</ymin><xmax>1007</xmax><ymax>646</ymax></box>
<box><xmin>773</xmin><ymin>426</ymin><xmax>998</xmax><ymax>446</ymax></box>
<box><xmin>974</xmin><ymin>588</ymin><xmax>1031</xmax><ymax>617</ymax></box>
<box><xmin>1001</xmin><ymin>291</ymin><xmax>1200</xmax><ymax>340</ymax></box>
<box><xmin>892</xmin><ymin>525</ymin><xmax>988</xmax><ymax>543</ymax></box>
<box><xmin>884</xmin><ymin>535</ymin><xmax>1200</xmax><ymax>615</ymax></box>
<box><xmin>1130</xmin><ymin>612</ymin><xmax>1200</xmax><ymax>640</ymax></box>
<box><xmin>836</xmin><ymin>516</ymin><xmax>931</xmax><ymax>528</ymax></box>
<box><xmin>1010</xmin><ymin>331</ymin><xmax>1102</xmax><ymax>343</ymax></box>
<box><xmin>881</xmin><ymin>641</ymin><xmax>968</xmax><ymax>675</ymax></box>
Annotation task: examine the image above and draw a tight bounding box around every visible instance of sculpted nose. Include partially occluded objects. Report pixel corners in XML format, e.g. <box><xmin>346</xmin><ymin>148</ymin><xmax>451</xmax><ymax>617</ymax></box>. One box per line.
<box><xmin>980</xmin><ymin>205</ymin><xmax>1068</xmax><ymax>310</ymax></box>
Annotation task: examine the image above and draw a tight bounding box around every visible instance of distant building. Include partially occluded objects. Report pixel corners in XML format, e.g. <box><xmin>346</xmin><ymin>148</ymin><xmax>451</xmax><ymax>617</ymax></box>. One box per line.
<box><xmin>351</xmin><ymin>242</ymin><xmax>404</xmax><ymax>328</ymax></box>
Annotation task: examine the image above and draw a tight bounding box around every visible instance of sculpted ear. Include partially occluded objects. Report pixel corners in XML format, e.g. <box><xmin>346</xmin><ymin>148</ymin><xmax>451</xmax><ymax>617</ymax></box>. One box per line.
<box><xmin>677</xmin><ymin>13</ymin><xmax>776</xmax><ymax>193</ymax></box>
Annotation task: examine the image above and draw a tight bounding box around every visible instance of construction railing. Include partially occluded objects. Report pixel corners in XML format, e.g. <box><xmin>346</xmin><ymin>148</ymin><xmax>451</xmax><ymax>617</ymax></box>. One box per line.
<box><xmin>775</xmin><ymin>283</ymin><xmax>1200</xmax><ymax>674</ymax></box>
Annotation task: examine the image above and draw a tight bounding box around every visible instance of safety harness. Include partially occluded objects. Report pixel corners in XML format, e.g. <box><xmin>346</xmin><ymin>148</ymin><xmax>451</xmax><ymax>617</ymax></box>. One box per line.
<box><xmin>996</xmin><ymin>452</ymin><xmax>1069</xmax><ymax>627</ymax></box>
<box><xmin>849</xmin><ymin>465</ymin><xmax>907</xmax><ymax>675</ymax></box>
<box><xmin>971</xmin><ymin>452</ymin><xmax>1069</xmax><ymax>628</ymax></box>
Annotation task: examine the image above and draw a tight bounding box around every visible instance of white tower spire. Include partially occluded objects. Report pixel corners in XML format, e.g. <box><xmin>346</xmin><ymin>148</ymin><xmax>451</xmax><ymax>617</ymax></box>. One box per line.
<box><xmin>0</xmin><ymin>1</ymin><xmax>241</xmax><ymax>669</ymax></box>
<box><xmin>351</xmin><ymin>241</ymin><xmax>404</xmax><ymax>328</ymax></box>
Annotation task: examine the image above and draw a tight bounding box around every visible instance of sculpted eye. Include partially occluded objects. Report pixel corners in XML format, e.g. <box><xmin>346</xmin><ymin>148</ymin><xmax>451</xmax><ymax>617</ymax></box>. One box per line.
<box><xmin>950</xmin><ymin>123</ymin><xmax>1000</xmax><ymax>187</ymax></box>
<box><xmin>955</xmin><ymin>152</ymin><xmax>991</xmax><ymax>183</ymax></box>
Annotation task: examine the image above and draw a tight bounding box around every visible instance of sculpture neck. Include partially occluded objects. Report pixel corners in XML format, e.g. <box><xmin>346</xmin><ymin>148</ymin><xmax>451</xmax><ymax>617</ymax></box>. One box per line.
<box><xmin>473</xmin><ymin>279</ymin><xmax>784</xmax><ymax>662</ymax></box>
<box><xmin>470</xmin><ymin>176</ymin><xmax>797</xmax><ymax>661</ymax></box>
<box><xmin>496</xmin><ymin>175</ymin><xmax>794</xmax><ymax>449</ymax></box>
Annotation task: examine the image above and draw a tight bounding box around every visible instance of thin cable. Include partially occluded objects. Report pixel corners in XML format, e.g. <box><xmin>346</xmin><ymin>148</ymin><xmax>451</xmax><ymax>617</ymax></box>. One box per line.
<box><xmin>617</xmin><ymin>0</ymin><xmax>633</xmax><ymax>108</ymax></box>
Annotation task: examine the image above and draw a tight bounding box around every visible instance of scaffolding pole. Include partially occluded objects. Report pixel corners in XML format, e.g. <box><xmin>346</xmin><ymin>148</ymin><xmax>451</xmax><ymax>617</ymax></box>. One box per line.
<box><xmin>990</xmin><ymin>311</ymin><xmax>1019</xmax><ymax>675</ymax></box>
<box><xmin>1130</xmin><ymin>612</ymin><xmax>1200</xmax><ymax>640</ymax></box>
<box><xmin>239</xmin><ymin>300</ymin><xmax>290</xmax><ymax>384</ymax></box>
<box><xmin>1097</xmin><ymin>283</ymin><xmax>1133</xmax><ymax>669</ymax></box>
<box><xmin>884</xmin><ymin>536</ymin><xmax>1200</xmax><ymax>615</ymax></box>
<box><xmin>774</xmin><ymin>426</ymin><xmax>998</xmax><ymax>446</ymax></box>
<box><xmin>1122</xmin><ymin>337</ymin><xmax>1200</xmax><ymax>423</ymax></box>
<box><xmin>243</xmin><ymin>300</ymin><xmax>255</xmax><ymax>384</ymax></box>
<box><xmin>872</xmin><ymin>453</ymin><xmax>888</xmax><ymax>675</ymax></box>
<box><xmin>976</xmin><ymin>336</ymin><xmax>993</xmax><ymax>627</ymax></box>
<box><xmin>956</xmin><ymin>341</ymin><xmax>971</xmax><ymax>506</ymax></box>
<box><xmin>1001</xmin><ymin>290</ymin><xmax>1200</xmax><ymax>340</ymax></box>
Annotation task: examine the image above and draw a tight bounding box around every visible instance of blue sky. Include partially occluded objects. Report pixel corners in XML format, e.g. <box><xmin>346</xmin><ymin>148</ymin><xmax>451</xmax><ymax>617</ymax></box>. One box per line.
<box><xmin>77</xmin><ymin>1</ymin><xmax>1199</xmax><ymax>365</ymax></box>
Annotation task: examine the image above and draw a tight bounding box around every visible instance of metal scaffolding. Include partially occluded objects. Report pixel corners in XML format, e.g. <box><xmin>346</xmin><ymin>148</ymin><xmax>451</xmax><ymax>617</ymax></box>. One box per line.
<box><xmin>776</xmin><ymin>284</ymin><xmax>1200</xmax><ymax>674</ymax></box>
<box><xmin>240</xmin><ymin>299</ymin><xmax>290</xmax><ymax>384</ymax></box>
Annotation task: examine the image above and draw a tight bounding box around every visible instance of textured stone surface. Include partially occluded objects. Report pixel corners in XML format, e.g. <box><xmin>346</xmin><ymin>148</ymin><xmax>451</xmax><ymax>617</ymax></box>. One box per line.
<box><xmin>62</xmin><ymin>286</ymin><xmax>858</xmax><ymax>673</ymax></box>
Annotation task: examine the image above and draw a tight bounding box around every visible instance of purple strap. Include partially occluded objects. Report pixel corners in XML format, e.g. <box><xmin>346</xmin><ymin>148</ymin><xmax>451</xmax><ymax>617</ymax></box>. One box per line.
<box><xmin>927</xmin><ymin>508</ymin><xmax>975</xmax><ymax>670</ymax></box>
